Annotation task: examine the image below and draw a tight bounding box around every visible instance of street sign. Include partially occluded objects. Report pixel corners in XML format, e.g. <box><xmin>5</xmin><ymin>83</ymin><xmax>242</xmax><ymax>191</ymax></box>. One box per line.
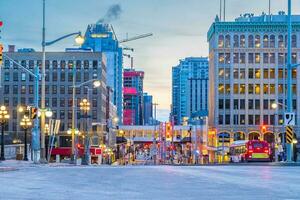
<box><xmin>284</xmin><ymin>112</ymin><xmax>295</xmax><ymax>126</ymax></box>
<box><xmin>286</xmin><ymin>126</ymin><xmax>294</xmax><ymax>144</ymax></box>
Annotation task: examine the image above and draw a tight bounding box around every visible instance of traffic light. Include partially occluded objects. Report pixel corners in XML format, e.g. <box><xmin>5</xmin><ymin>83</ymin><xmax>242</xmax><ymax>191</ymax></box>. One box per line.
<box><xmin>166</xmin><ymin>122</ymin><xmax>172</xmax><ymax>139</ymax></box>
<box><xmin>0</xmin><ymin>44</ymin><xmax>3</xmax><ymax>66</ymax></box>
<box><xmin>30</xmin><ymin>107</ymin><xmax>38</xmax><ymax>119</ymax></box>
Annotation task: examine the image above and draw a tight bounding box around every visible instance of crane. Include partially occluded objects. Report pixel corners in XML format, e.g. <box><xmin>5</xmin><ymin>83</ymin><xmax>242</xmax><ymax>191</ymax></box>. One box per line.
<box><xmin>119</xmin><ymin>33</ymin><xmax>153</xmax><ymax>43</ymax></box>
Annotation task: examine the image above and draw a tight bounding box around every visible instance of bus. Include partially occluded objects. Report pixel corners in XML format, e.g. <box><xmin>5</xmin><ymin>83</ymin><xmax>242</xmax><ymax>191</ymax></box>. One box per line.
<box><xmin>229</xmin><ymin>140</ymin><xmax>271</xmax><ymax>162</ymax></box>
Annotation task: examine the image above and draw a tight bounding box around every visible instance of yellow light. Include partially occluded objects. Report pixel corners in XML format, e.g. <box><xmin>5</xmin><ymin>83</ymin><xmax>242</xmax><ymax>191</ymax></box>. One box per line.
<box><xmin>75</xmin><ymin>34</ymin><xmax>85</xmax><ymax>45</ymax></box>
<box><xmin>93</xmin><ymin>80</ymin><xmax>101</xmax><ymax>88</ymax></box>
<box><xmin>271</xmin><ymin>103</ymin><xmax>278</xmax><ymax>109</ymax></box>
<box><xmin>0</xmin><ymin>106</ymin><xmax>6</xmax><ymax>111</ymax></box>
<box><xmin>293</xmin><ymin>139</ymin><xmax>298</xmax><ymax>144</ymax></box>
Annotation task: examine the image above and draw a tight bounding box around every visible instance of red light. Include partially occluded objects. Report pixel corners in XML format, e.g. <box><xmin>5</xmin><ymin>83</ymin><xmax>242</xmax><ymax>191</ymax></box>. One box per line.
<box><xmin>0</xmin><ymin>21</ymin><xmax>3</xmax><ymax>27</ymax></box>
<box><xmin>249</xmin><ymin>150</ymin><xmax>253</xmax><ymax>153</ymax></box>
<box><xmin>264</xmin><ymin>150</ymin><xmax>269</xmax><ymax>154</ymax></box>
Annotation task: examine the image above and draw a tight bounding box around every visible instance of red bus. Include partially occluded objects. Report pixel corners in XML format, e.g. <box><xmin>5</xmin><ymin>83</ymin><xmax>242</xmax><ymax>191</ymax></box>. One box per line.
<box><xmin>229</xmin><ymin>140</ymin><xmax>271</xmax><ymax>162</ymax></box>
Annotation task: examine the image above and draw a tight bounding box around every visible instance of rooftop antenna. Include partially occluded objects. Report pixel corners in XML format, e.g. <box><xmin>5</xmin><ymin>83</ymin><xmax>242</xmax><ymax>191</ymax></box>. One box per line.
<box><xmin>219</xmin><ymin>0</ymin><xmax>222</xmax><ymax>21</ymax></box>
<box><xmin>223</xmin><ymin>0</ymin><xmax>226</xmax><ymax>21</ymax></box>
<box><xmin>268</xmin><ymin>0</ymin><xmax>271</xmax><ymax>21</ymax></box>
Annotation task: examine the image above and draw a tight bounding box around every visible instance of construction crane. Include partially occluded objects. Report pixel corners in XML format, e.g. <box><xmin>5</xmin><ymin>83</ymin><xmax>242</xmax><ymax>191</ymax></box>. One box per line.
<box><xmin>119</xmin><ymin>33</ymin><xmax>153</xmax><ymax>43</ymax></box>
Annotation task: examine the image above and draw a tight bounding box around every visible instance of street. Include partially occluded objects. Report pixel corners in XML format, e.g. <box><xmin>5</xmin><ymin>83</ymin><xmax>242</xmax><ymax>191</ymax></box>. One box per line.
<box><xmin>0</xmin><ymin>165</ymin><xmax>300</xmax><ymax>200</ymax></box>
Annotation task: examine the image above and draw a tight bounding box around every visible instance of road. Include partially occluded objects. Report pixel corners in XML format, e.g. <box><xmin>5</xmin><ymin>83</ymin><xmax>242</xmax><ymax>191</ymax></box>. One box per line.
<box><xmin>0</xmin><ymin>165</ymin><xmax>299</xmax><ymax>200</ymax></box>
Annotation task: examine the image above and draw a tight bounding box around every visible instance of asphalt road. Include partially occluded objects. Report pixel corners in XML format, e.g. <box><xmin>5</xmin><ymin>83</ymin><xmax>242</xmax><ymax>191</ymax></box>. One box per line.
<box><xmin>0</xmin><ymin>165</ymin><xmax>299</xmax><ymax>200</ymax></box>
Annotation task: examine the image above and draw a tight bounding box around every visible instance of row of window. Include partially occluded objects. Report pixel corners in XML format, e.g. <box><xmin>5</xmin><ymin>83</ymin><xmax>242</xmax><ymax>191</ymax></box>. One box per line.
<box><xmin>218</xmin><ymin>52</ymin><xmax>297</xmax><ymax>65</ymax></box>
<box><xmin>3</xmin><ymin>85</ymin><xmax>99</xmax><ymax>95</ymax></box>
<box><xmin>2</xmin><ymin>97</ymin><xmax>99</xmax><ymax>108</ymax></box>
<box><xmin>219</xmin><ymin>68</ymin><xmax>297</xmax><ymax>80</ymax></box>
<box><xmin>3</xmin><ymin>71</ymin><xmax>97</xmax><ymax>82</ymax></box>
<box><xmin>4</xmin><ymin>60</ymin><xmax>100</xmax><ymax>70</ymax></box>
<box><xmin>219</xmin><ymin>114</ymin><xmax>289</xmax><ymax>126</ymax></box>
<box><xmin>218</xmin><ymin>99</ymin><xmax>297</xmax><ymax>110</ymax></box>
<box><xmin>218</xmin><ymin>34</ymin><xmax>297</xmax><ymax>48</ymax></box>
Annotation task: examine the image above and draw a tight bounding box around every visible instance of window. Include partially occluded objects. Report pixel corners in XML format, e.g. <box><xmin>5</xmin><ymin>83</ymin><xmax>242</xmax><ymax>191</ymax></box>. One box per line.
<box><xmin>278</xmin><ymin>84</ymin><xmax>284</xmax><ymax>94</ymax></box>
<box><xmin>233</xmin><ymin>84</ymin><xmax>239</xmax><ymax>94</ymax></box>
<box><xmin>68</xmin><ymin>60</ymin><xmax>74</xmax><ymax>69</ymax></box>
<box><xmin>219</xmin><ymin>53</ymin><xmax>224</xmax><ymax>64</ymax></box>
<box><xmin>233</xmin><ymin>99</ymin><xmax>239</xmax><ymax>109</ymax></box>
<box><xmin>93</xmin><ymin>60</ymin><xmax>98</xmax><ymax>69</ymax></box>
<box><xmin>53</xmin><ymin>60</ymin><xmax>58</xmax><ymax>70</ymax></box>
<box><xmin>292</xmin><ymin>69</ymin><xmax>297</xmax><ymax>79</ymax></box>
<box><xmin>255</xmin><ymin>53</ymin><xmax>260</xmax><ymax>64</ymax></box>
<box><xmin>255</xmin><ymin>115</ymin><xmax>260</xmax><ymax>125</ymax></box>
<box><xmin>13</xmin><ymin>72</ymin><xmax>18</xmax><ymax>81</ymax></box>
<box><xmin>270</xmin><ymin>53</ymin><xmax>275</xmax><ymax>64</ymax></box>
<box><xmin>60</xmin><ymin>86</ymin><xmax>65</xmax><ymax>94</ymax></box>
<box><xmin>292</xmin><ymin>34</ymin><xmax>297</xmax><ymax>48</ymax></box>
<box><xmin>219</xmin><ymin>99</ymin><xmax>224</xmax><ymax>109</ymax></box>
<box><xmin>60</xmin><ymin>99</ymin><xmax>65</xmax><ymax>107</ymax></box>
<box><xmin>21</xmin><ymin>73</ymin><xmax>26</xmax><ymax>81</ymax></box>
<box><xmin>263</xmin><ymin>115</ymin><xmax>269</xmax><ymax>125</ymax></box>
<box><xmin>225</xmin><ymin>53</ymin><xmax>230</xmax><ymax>64</ymax></box>
<box><xmin>278</xmin><ymin>53</ymin><xmax>285</xmax><ymax>65</ymax></box>
<box><xmin>248</xmin><ymin>35</ymin><xmax>254</xmax><ymax>48</ymax></box>
<box><xmin>233</xmin><ymin>68</ymin><xmax>239</xmax><ymax>79</ymax></box>
<box><xmin>84</xmin><ymin>72</ymin><xmax>89</xmax><ymax>81</ymax></box>
<box><xmin>263</xmin><ymin>35</ymin><xmax>268</xmax><ymax>48</ymax></box>
<box><xmin>68</xmin><ymin>86</ymin><xmax>72</xmax><ymax>94</ymax></box>
<box><xmin>239</xmin><ymin>69</ymin><xmax>245</xmax><ymax>79</ymax></box>
<box><xmin>233</xmin><ymin>115</ymin><xmax>239</xmax><ymax>125</ymax></box>
<box><xmin>248</xmin><ymin>115</ymin><xmax>254</xmax><ymax>125</ymax></box>
<box><xmin>248</xmin><ymin>99</ymin><xmax>254</xmax><ymax>109</ymax></box>
<box><xmin>240</xmin><ymin>84</ymin><xmax>245</xmax><ymax>94</ymax></box>
<box><xmin>263</xmin><ymin>53</ymin><xmax>269</xmax><ymax>64</ymax></box>
<box><xmin>292</xmin><ymin>53</ymin><xmax>297</xmax><ymax>64</ymax></box>
<box><xmin>52</xmin><ymin>98</ymin><xmax>57</xmax><ymax>107</ymax></box>
<box><xmin>53</xmin><ymin>72</ymin><xmax>58</xmax><ymax>81</ymax></box>
<box><xmin>248</xmin><ymin>69</ymin><xmax>254</xmax><ymax>79</ymax></box>
<box><xmin>45</xmin><ymin>60</ymin><xmax>50</xmax><ymax>69</ymax></box>
<box><xmin>60</xmin><ymin>111</ymin><xmax>65</xmax><ymax>119</ymax></box>
<box><xmin>248</xmin><ymin>84</ymin><xmax>254</xmax><ymax>94</ymax></box>
<box><xmin>76</xmin><ymin>60</ymin><xmax>81</xmax><ymax>69</ymax></box>
<box><xmin>219</xmin><ymin>115</ymin><xmax>223</xmax><ymax>125</ymax></box>
<box><xmin>52</xmin><ymin>85</ymin><xmax>57</xmax><ymax>94</ymax></box>
<box><xmin>76</xmin><ymin>72</ymin><xmax>81</xmax><ymax>82</ymax></box>
<box><xmin>255</xmin><ymin>99</ymin><xmax>260</xmax><ymax>110</ymax></box>
<box><xmin>29</xmin><ymin>85</ymin><xmax>34</xmax><ymax>94</ymax></box>
<box><xmin>84</xmin><ymin>60</ymin><xmax>89</xmax><ymax>69</ymax></box>
<box><xmin>219</xmin><ymin>84</ymin><xmax>224</xmax><ymax>94</ymax></box>
<box><xmin>240</xmin><ymin>99</ymin><xmax>245</xmax><ymax>109</ymax></box>
<box><xmin>225</xmin><ymin>115</ymin><xmax>230</xmax><ymax>125</ymax></box>
<box><xmin>270</xmin><ymin>69</ymin><xmax>275</xmax><ymax>79</ymax></box>
<box><xmin>240</xmin><ymin>35</ymin><xmax>245</xmax><ymax>48</ymax></box>
<box><xmin>233</xmin><ymin>53</ymin><xmax>239</xmax><ymax>64</ymax></box>
<box><xmin>255</xmin><ymin>35</ymin><xmax>260</xmax><ymax>48</ymax></box>
<box><xmin>224</xmin><ymin>68</ymin><xmax>230</xmax><ymax>79</ymax></box>
<box><xmin>263</xmin><ymin>84</ymin><xmax>269</xmax><ymax>94</ymax></box>
<box><xmin>278</xmin><ymin>35</ymin><xmax>284</xmax><ymax>48</ymax></box>
<box><xmin>263</xmin><ymin>99</ymin><xmax>269</xmax><ymax>110</ymax></box>
<box><xmin>218</xmin><ymin>35</ymin><xmax>224</xmax><ymax>48</ymax></box>
<box><xmin>4</xmin><ymin>72</ymin><xmax>10</xmax><ymax>81</ymax></box>
<box><xmin>13</xmin><ymin>85</ymin><xmax>18</xmax><ymax>94</ymax></box>
<box><xmin>60</xmin><ymin>60</ymin><xmax>66</xmax><ymax>69</ymax></box>
<box><xmin>4</xmin><ymin>85</ymin><xmax>9</xmax><ymax>94</ymax></box>
<box><xmin>263</xmin><ymin>69</ymin><xmax>268</xmax><ymax>79</ymax></box>
<box><xmin>225</xmin><ymin>35</ymin><xmax>230</xmax><ymax>48</ymax></box>
<box><xmin>233</xmin><ymin>35</ymin><xmax>239</xmax><ymax>48</ymax></box>
<box><xmin>219</xmin><ymin>69</ymin><xmax>224</xmax><ymax>79</ymax></box>
<box><xmin>240</xmin><ymin>115</ymin><xmax>245</xmax><ymax>125</ymax></box>
<box><xmin>240</xmin><ymin>53</ymin><xmax>245</xmax><ymax>64</ymax></box>
<box><xmin>270</xmin><ymin>35</ymin><xmax>275</xmax><ymax>48</ymax></box>
<box><xmin>225</xmin><ymin>99</ymin><xmax>230</xmax><ymax>109</ymax></box>
<box><xmin>68</xmin><ymin>72</ymin><xmax>73</xmax><ymax>82</ymax></box>
<box><xmin>21</xmin><ymin>86</ymin><xmax>26</xmax><ymax>94</ymax></box>
<box><xmin>225</xmin><ymin>84</ymin><xmax>230</xmax><ymax>94</ymax></box>
<box><xmin>248</xmin><ymin>53</ymin><xmax>254</xmax><ymax>64</ymax></box>
<box><xmin>60</xmin><ymin>72</ymin><xmax>65</xmax><ymax>81</ymax></box>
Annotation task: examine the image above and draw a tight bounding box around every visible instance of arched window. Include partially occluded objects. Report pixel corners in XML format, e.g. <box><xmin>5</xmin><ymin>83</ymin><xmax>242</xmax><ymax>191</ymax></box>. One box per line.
<box><xmin>248</xmin><ymin>35</ymin><xmax>254</xmax><ymax>48</ymax></box>
<box><xmin>225</xmin><ymin>35</ymin><xmax>231</xmax><ymax>48</ymax></box>
<box><xmin>240</xmin><ymin>35</ymin><xmax>245</xmax><ymax>48</ymax></box>
<box><xmin>278</xmin><ymin>35</ymin><xmax>284</xmax><ymax>48</ymax></box>
<box><xmin>263</xmin><ymin>35</ymin><xmax>269</xmax><ymax>48</ymax></box>
<box><xmin>285</xmin><ymin>35</ymin><xmax>288</xmax><ymax>47</ymax></box>
<box><xmin>270</xmin><ymin>35</ymin><xmax>275</xmax><ymax>48</ymax></box>
<box><xmin>255</xmin><ymin>35</ymin><xmax>261</xmax><ymax>48</ymax></box>
<box><xmin>218</xmin><ymin>35</ymin><xmax>224</xmax><ymax>48</ymax></box>
<box><xmin>233</xmin><ymin>35</ymin><xmax>239</xmax><ymax>48</ymax></box>
<box><xmin>292</xmin><ymin>34</ymin><xmax>297</xmax><ymax>48</ymax></box>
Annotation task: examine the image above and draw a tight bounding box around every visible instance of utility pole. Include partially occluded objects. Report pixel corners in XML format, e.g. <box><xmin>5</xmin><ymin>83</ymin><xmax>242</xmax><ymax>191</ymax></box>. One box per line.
<box><xmin>40</xmin><ymin>0</ymin><xmax>47</xmax><ymax>163</ymax></box>
<box><xmin>152</xmin><ymin>102</ymin><xmax>159</xmax><ymax>165</ymax></box>
<box><xmin>286</xmin><ymin>0</ymin><xmax>293</xmax><ymax>162</ymax></box>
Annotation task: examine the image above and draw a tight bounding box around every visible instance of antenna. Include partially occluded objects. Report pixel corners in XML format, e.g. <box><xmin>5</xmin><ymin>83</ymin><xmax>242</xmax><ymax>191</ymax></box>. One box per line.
<box><xmin>219</xmin><ymin>0</ymin><xmax>222</xmax><ymax>21</ymax></box>
<box><xmin>268</xmin><ymin>0</ymin><xmax>271</xmax><ymax>21</ymax></box>
<box><xmin>223</xmin><ymin>0</ymin><xmax>226</xmax><ymax>21</ymax></box>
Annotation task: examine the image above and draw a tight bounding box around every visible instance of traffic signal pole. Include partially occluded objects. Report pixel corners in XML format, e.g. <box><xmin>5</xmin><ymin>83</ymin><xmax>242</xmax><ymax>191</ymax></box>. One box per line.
<box><xmin>286</xmin><ymin>0</ymin><xmax>294</xmax><ymax>162</ymax></box>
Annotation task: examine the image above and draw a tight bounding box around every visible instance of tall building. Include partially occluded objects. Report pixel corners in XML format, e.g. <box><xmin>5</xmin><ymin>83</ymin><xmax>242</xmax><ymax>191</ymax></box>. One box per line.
<box><xmin>123</xmin><ymin>69</ymin><xmax>144</xmax><ymax>125</ymax></box>
<box><xmin>82</xmin><ymin>23</ymin><xmax>123</xmax><ymax>121</ymax></box>
<box><xmin>143</xmin><ymin>93</ymin><xmax>153</xmax><ymax>125</ymax></box>
<box><xmin>2</xmin><ymin>49</ymin><xmax>107</xmax><ymax>145</ymax></box>
<box><xmin>172</xmin><ymin>57</ymin><xmax>209</xmax><ymax>125</ymax></box>
<box><xmin>207</xmin><ymin>12</ymin><xmax>300</xmax><ymax>142</ymax></box>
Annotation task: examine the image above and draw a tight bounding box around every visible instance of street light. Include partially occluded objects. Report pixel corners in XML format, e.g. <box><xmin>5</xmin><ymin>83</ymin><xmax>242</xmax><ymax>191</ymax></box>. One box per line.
<box><xmin>0</xmin><ymin>106</ymin><xmax>10</xmax><ymax>160</ymax></box>
<box><xmin>40</xmin><ymin>0</ymin><xmax>85</xmax><ymax>163</ymax></box>
<box><xmin>20</xmin><ymin>115</ymin><xmax>32</xmax><ymax>161</ymax></box>
<box><xmin>80</xmin><ymin>98</ymin><xmax>91</xmax><ymax>165</ymax></box>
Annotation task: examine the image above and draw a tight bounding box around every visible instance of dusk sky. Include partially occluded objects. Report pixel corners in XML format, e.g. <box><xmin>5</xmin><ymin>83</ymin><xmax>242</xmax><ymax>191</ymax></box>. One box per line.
<box><xmin>0</xmin><ymin>0</ymin><xmax>296</xmax><ymax>121</ymax></box>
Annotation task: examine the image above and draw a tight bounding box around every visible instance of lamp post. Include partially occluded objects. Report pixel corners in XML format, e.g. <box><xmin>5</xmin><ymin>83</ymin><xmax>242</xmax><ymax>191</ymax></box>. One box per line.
<box><xmin>70</xmin><ymin>79</ymin><xmax>101</xmax><ymax>163</ymax></box>
<box><xmin>80</xmin><ymin>98</ymin><xmax>91</xmax><ymax>165</ymax></box>
<box><xmin>40</xmin><ymin>0</ymin><xmax>85</xmax><ymax>163</ymax></box>
<box><xmin>20</xmin><ymin>115</ymin><xmax>32</xmax><ymax>161</ymax></box>
<box><xmin>0</xmin><ymin>106</ymin><xmax>9</xmax><ymax>160</ymax></box>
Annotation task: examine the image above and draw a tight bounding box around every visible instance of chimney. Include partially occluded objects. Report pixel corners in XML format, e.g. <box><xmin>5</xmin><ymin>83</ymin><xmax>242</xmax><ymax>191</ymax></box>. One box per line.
<box><xmin>8</xmin><ymin>45</ymin><xmax>15</xmax><ymax>52</ymax></box>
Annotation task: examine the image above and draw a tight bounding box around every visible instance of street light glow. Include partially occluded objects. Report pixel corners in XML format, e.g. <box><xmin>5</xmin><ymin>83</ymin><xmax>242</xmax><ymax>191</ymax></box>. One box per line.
<box><xmin>271</xmin><ymin>103</ymin><xmax>278</xmax><ymax>109</ymax></box>
<box><xmin>93</xmin><ymin>80</ymin><xmax>101</xmax><ymax>88</ymax></box>
<box><xmin>75</xmin><ymin>34</ymin><xmax>85</xmax><ymax>45</ymax></box>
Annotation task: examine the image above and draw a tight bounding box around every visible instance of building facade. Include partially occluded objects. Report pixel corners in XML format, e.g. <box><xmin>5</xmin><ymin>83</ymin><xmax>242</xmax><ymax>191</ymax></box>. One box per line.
<box><xmin>82</xmin><ymin>23</ymin><xmax>123</xmax><ymax>121</ymax></box>
<box><xmin>172</xmin><ymin>57</ymin><xmax>209</xmax><ymax>125</ymax></box>
<box><xmin>123</xmin><ymin>69</ymin><xmax>144</xmax><ymax>125</ymax></box>
<box><xmin>143</xmin><ymin>93</ymin><xmax>153</xmax><ymax>125</ymax></box>
<box><xmin>2</xmin><ymin>50</ymin><xmax>107</xmax><ymax>145</ymax></box>
<box><xmin>207</xmin><ymin>12</ymin><xmax>300</xmax><ymax>143</ymax></box>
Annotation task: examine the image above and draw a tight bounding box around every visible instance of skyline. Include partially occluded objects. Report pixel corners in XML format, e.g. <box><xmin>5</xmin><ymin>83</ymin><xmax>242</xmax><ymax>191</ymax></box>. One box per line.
<box><xmin>0</xmin><ymin>0</ymin><xmax>296</xmax><ymax>121</ymax></box>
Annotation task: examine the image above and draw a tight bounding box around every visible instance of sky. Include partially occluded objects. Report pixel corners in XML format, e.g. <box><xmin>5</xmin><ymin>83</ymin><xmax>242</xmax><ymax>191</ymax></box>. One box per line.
<box><xmin>0</xmin><ymin>0</ymin><xmax>297</xmax><ymax>121</ymax></box>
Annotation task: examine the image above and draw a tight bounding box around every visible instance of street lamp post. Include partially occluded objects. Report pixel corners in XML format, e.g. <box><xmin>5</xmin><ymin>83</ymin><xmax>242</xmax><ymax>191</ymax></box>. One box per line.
<box><xmin>80</xmin><ymin>98</ymin><xmax>91</xmax><ymax>165</ymax></box>
<box><xmin>71</xmin><ymin>80</ymin><xmax>101</xmax><ymax>163</ymax></box>
<box><xmin>20</xmin><ymin>115</ymin><xmax>32</xmax><ymax>161</ymax></box>
<box><xmin>0</xmin><ymin>106</ymin><xmax>9</xmax><ymax>160</ymax></box>
<box><xmin>40</xmin><ymin>0</ymin><xmax>85</xmax><ymax>163</ymax></box>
